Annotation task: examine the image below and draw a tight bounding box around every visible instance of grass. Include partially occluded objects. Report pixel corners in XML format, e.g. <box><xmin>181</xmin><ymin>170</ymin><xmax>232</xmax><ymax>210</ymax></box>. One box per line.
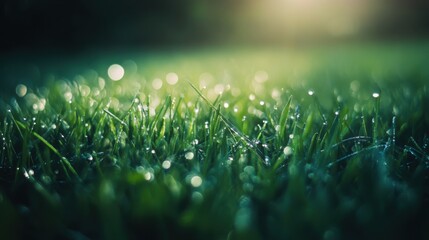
<box><xmin>1</xmin><ymin>43</ymin><xmax>429</xmax><ymax>239</ymax></box>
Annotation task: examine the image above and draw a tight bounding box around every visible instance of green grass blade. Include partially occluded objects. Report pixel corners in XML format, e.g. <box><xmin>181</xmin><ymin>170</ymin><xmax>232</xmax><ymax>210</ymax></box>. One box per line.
<box><xmin>15</xmin><ymin>120</ymin><xmax>80</xmax><ymax>180</ymax></box>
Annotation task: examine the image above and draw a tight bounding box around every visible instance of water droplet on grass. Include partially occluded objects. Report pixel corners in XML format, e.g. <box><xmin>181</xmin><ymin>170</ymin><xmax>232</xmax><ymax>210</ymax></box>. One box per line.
<box><xmin>283</xmin><ymin>146</ymin><xmax>293</xmax><ymax>156</ymax></box>
<box><xmin>372</xmin><ymin>92</ymin><xmax>380</xmax><ymax>98</ymax></box>
<box><xmin>185</xmin><ymin>152</ymin><xmax>194</xmax><ymax>160</ymax></box>
<box><xmin>144</xmin><ymin>172</ymin><xmax>154</xmax><ymax>181</ymax></box>
<box><xmin>308</xmin><ymin>90</ymin><xmax>314</xmax><ymax>96</ymax></box>
<box><xmin>83</xmin><ymin>153</ymin><xmax>93</xmax><ymax>161</ymax></box>
<box><xmin>24</xmin><ymin>169</ymin><xmax>34</xmax><ymax>179</ymax></box>
<box><xmin>162</xmin><ymin>160</ymin><xmax>171</xmax><ymax>169</ymax></box>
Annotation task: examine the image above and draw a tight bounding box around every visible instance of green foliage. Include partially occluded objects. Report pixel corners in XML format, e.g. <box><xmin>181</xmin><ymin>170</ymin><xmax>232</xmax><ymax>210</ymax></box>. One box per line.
<box><xmin>1</xmin><ymin>44</ymin><xmax>429</xmax><ymax>239</ymax></box>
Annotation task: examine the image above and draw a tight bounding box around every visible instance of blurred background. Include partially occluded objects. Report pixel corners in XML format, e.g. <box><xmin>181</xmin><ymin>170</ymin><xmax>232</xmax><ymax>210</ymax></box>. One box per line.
<box><xmin>1</xmin><ymin>0</ymin><xmax>429</xmax><ymax>52</ymax></box>
<box><xmin>1</xmin><ymin>0</ymin><xmax>429</xmax><ymax>98</ymax></box>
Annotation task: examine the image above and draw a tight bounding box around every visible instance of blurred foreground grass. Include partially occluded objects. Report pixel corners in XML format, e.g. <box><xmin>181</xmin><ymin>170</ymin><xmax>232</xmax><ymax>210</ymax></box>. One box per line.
<box><xmin>1</xmin><ymin>42</ymin><xmax>429</xmax><ymax>239</ymax></box>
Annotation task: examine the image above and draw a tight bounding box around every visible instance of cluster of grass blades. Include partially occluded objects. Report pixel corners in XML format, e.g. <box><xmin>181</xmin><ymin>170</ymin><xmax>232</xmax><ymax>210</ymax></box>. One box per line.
<box><xmin>1</xmin><ymin>46</ymin><xmax>429</xmax><ymax>239</ymax></box>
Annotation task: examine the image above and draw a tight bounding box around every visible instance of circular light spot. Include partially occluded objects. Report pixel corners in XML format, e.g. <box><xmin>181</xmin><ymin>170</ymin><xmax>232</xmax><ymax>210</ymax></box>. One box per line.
<box><xmin>166</xmin><ymin>72</ymin><xmax>179</xmax><ymax>85</ymax></box>
<box><xmin>283</xmin><ymin>146</ymin><xmax>293</xmax><ymax>156</ymax></box>
<box><xmin>98</xmin><ymin>77</ymin><xmax>106</xmax><ymax>89</ymax></box>
<box><xmin>372</xmin><ymin>92</ymin><xmax>380</xmax><ymax>98</ymax></box>
<box><xmin>162</xmin><ymin>160</ymin><xmax>171</xmax><ymax>169</ymax></box>
<box><xmin>64</xmin><ymin>92</ymin><xmax>73</xmax><ymax>101</ymax></box>
<box><xmin>214</xmin><ymin>84</ymin><xmax>225</xmax><ymax>94</ymax></box>
<box><xmin>16</xmin><ymin>84</ymin><xmax>27</xmax><ymax>97</ymax></box>
<box><xmin>192</xmin><ymin>191</ymin><xmax>204</xmax><ymax>203</ymax></box>
<box><xmin>108</xmin><ymin>64</ymin><xmax>125</xmax><ymax>81</ymax></box>
<box><xmin>254</xmin><ymin>70</ymin><xmax>269</xmax><ymax>83</ymax></box>
<box><xmin>152</xmin><ymin>78</ymin><xmax>163</xmax><ymax>90</ymax></box>
<box><xmin>144</xmin><ymin>172</ymin><xmax>154</xmax><ymax>181</ymax></box>
<box><xmin>191</xmin><ymin>176</ymin><xmax>202</xmax><ymax>187</ymax></box>
<box><xmin>185</xmin><ymin>152</ymin><xmax>194</xmax><ymax>160</ymax></box>
<box><xmin>308</xmin><ymin>90</ymin><xmax>315</xmax><ymax>96</ymax></box>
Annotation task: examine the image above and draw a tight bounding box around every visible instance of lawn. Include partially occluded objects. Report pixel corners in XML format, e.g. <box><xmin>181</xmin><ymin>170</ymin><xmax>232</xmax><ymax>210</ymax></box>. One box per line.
<box><xmin>1</xmin><ymin>42</ymin><xmax>429</xmax><ymax>239</ymax></box>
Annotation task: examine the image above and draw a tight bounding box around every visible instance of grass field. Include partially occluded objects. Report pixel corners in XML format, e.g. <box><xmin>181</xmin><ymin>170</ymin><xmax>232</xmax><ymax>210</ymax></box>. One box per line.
<box><xmin>1</xmin><ymin>42</ymin><xmax>429</xmax><ymax>239</ymax></box>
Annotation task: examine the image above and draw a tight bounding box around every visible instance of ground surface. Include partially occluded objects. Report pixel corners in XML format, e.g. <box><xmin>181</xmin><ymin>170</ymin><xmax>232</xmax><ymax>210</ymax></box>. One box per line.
<box><xmin>1</xmin><ymin>42</ymin><xmax>429</xmax><ymax>239</ymax></box>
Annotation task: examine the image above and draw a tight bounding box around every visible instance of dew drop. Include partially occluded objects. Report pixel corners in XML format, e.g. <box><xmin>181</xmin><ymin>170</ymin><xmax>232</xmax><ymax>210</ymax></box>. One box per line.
<box><xmin>185</xmin><ymin>152</ymin><xmax>194</xmax><ymax>160</ymax></box>
<box><xmin>83</xmin><ymin>153</ymin><xmax>93</xmax><ymax>161</ymax></box>
<box><xmin>283</xmin><ymin>146</ymin><xmax>293</xmax><ymax>156</ymax></box>
<box><xmin>162</xmin><ymin>160</ymin><xmax>171</xmax><ymax>169</ymax></box>
<box><xmin>144</xmin><ymin>172</ymin><xmax>154</xmax><ymax>181</ymax></box>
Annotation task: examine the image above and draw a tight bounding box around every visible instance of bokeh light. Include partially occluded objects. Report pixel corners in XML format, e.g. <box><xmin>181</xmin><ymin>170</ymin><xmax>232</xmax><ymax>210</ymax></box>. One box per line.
<box><xmin>166</xmin><ymin>72</ymin><xmax>179</xmax><ymax>85</ymax></box>
<box><xmin>108</xmin><ymin>64</ymin><xmax>125</xmax><ymax>81</ymax></box>
<box><xmin>16</xmin><ymin>84</ymin><xmax>27</xmax><ymax>97</ymax></box>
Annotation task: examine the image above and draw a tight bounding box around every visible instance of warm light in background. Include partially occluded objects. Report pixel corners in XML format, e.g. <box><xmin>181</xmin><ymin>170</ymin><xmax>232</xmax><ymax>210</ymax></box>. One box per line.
<box><xmin>235</xmin><ymin>0</ymin><xmax>391</xmax><ymax>40</ymax></box>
